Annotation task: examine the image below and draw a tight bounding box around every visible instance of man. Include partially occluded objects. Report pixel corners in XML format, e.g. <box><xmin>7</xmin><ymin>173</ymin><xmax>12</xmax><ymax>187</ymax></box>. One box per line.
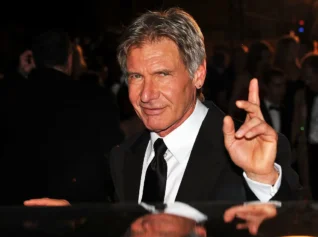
<box><xmin>0</xmin><ymin>30</ymin><xmax>124</xmax><ymax>204</ymax></box>
<box><xmin>260</xmin><ymin>67</ymin><xmax>288</xmax><ymax>135</ymax></box>
<box><xmin>25</xmin><ymin>8</ymin><xmax>299</xmax><ymax>206</ymax></box>
<box><xmin>292</xmin><ymin>53</ymin><xmax>318</xmax><ymax>199</ymax></box>
<box><xmin>108</xmin><ymin>8</ymin><xmax>299</xmax><ymax>203</ymax></box>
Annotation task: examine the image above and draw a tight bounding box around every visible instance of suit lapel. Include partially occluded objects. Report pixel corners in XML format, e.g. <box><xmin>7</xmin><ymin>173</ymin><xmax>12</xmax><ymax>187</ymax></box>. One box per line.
<box><xmin>176</xmin><ymin>105</ymin><xmax>227</xmax><ymax>202</ymax></box>
<box><xmin>123</xmin><ymin>130</ymin><xmax>150</xmax><ymax>201</ymax></box>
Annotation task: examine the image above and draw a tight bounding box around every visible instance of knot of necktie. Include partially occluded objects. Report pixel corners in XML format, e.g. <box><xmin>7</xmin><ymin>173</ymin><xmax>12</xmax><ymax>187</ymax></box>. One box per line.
<box><xmin>150</xmin><ymin>138</ymin><xmax>167</xmax><ymax>169</ymax></box>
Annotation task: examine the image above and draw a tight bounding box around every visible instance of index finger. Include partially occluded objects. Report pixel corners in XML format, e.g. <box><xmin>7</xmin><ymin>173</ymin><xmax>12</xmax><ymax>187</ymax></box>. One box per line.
<box><xmin>248</xmin><ymin>78</ymin><xmax>260</xmax><ymax>106</ymax></box>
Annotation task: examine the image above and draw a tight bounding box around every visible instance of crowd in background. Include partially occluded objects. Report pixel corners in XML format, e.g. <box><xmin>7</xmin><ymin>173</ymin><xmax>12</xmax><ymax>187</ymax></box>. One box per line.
<box><xmin>0</xmin><ymin>26</ymin><xmax>318</xmax><ymax>204</ymax></box>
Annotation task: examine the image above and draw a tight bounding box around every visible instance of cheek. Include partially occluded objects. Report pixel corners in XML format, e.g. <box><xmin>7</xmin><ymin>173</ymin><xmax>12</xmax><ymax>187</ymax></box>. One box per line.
<box><xmin>129</xmin><ymin>87</ymin><xmax>139</xmax><ymax>107</ymax></box>
<box><xmin>162</xmin><ymin>79</ymin><xmax>194</xmax><ymax>102</ymax></box>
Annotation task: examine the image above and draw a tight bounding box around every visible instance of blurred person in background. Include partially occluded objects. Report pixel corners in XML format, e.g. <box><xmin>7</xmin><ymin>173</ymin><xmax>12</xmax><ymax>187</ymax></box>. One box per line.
<box><xmin>273</xmin><ymin>35</ymin><xmax>304</xmax><ymax>142</ymax></box>
<box><xmin>0</xmin><ymin>30</ymin><xmax>124</xmax><ymax>204</ymax></box>
<box><xmin>229</xmin><ymin>41</ymin><xmax>273</xmax><ymax>121</ymax></box>
<box><xmin>291</xmin><ymin>52</ymin><xmax>318</xmax><ymax>199</ymax></box>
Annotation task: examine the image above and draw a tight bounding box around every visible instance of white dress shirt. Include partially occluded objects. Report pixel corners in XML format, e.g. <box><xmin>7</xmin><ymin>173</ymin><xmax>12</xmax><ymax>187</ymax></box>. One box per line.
<box><xmin>309</xmin><ymin>96</ymin><xmax>318</xmax><ymax>144</ymax></box>
<box><xmin>264</xmin><ymin>99</ymin><xmax>281</xmax><ymax>133</ymax></box>
<box><xmin>138</xmin><ymin>100</ymin><xmax>282</xmax><ymax>203</ymax></box>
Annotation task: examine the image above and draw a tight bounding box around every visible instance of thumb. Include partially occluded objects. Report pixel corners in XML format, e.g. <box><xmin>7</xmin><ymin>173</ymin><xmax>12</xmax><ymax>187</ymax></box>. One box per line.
<box><xmin>223</xmin><ymin>115</ymin><xmax>236</xmax><ymax>149</ymax></box>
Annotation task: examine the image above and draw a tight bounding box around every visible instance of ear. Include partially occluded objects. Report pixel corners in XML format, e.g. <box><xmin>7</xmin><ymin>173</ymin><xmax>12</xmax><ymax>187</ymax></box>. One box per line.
<box><xmin>192</xmin><ymin>59</ymin><xmax>206</xmax><ymax>89</ymax></box>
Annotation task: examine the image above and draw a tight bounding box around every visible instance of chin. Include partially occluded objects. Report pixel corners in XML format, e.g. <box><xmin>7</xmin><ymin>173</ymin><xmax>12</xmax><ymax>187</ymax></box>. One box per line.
<box><xmin>146</xmin><ymin>126</ymin><xmax>164</xmax><ymax>133</ymax></box>
<box><xmin>145</xmin><ymin>123</ymin><xmax>168</xmax><ymax>133</ymax></box>
<box><xmin>143</xmin><ymin>119</ymin><xmax>164</xmax><ymax>130</ymax></box>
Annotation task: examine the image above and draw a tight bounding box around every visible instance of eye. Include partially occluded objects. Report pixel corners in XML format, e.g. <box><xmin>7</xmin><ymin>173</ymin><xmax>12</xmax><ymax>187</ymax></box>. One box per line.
<box><xmin>128</xmin><ymin>74</ymin><xmax>142</xmax><ymax>80</ymax></box>
<box><xmin>158</xmin><ymin>71</ymin><xmax>170</xmax><ymax>77</ymax></box>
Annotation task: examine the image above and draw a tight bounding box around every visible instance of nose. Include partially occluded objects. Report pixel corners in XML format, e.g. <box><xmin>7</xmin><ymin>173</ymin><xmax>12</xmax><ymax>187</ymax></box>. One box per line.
<box><xmin>140</xmin><ymin>78</ymin><xmax>159</xmax><ymax>103</ymax></box>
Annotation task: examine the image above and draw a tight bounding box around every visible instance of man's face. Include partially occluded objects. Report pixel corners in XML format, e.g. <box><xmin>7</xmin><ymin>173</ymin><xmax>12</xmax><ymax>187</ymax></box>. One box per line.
<box><xmin>129</xmin><ymin>213</ymin><xmax>197</xmax><ymax>237</ymax></box>
<box><xmin>287</xmin><ymin>42</ymin><xmax>299</xmax><ymax>61</ymax></box>
<box><xmin>260</xmin><ymin>50</ymin><xmax>272</xmax><ymax>67</ymax></box>
<box><xmin>266</xmin><ymin>76</ymin><xmax>286</xmax><ymax>104</ymax></box>
<box><xmin>126</xmin><ymin>38</ymin><xmax>206</xmax><ymax>137</ymax></box>
<box><xmin>303</xmin><ymin>66</ymin><xmax>318</xmax><ymax>92</ymax></box>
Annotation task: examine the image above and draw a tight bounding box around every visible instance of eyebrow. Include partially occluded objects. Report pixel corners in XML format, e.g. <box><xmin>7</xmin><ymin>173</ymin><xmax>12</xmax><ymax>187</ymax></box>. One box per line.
<box><xmin>152</xmin><ymin>69</ymin><xmax>173</xmax><ymax>75</ymax></box>
<box><xmin>127</xmin><ymin>71</ymin><xmax>141</xmax><ymax>75</ymax></box>
<box><xmin>126</xmin><ymin>71</ymin><xmax>144</xmax><ymax>77</ymax></box>
<box><xmin>126</xmin><ymin>69</ymin><xmax>173</xmax><ymax>76</ymax></box>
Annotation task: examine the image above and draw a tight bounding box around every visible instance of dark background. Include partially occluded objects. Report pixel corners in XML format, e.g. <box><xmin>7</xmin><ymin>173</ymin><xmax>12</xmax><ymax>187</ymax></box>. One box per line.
<box><xmin>0</xmin><ymin>0</ymin><xmax>316</xmax><ymax>71</ymax></box>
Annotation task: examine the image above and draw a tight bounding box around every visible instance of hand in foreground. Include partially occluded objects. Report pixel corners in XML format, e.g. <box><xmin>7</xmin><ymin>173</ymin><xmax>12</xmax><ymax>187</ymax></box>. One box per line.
<box><xmin>224</xmin><ymin>203</ymin><xmax>277</xmax><ymax>235</ymax></box>
<box><xmin>24</xmin><ymin>198</ymin><xmax>70</xmax><ymax>206</ymax></box>
<box><xmin>223</xmin><ymin>78</ymin><xmax>278</xmax><ymax>184</ymax></box>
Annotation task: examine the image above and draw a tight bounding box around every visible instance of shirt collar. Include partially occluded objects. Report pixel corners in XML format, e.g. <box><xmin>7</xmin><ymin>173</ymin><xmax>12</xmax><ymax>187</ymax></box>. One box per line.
<box><xmin>150</xmin><ymin>99</ymin><xmax>208</xmax><ymax>163</ymax></box>
<box><xmin>264</xmin><ymin>99</ymin><xmax>271</xmax><ymax>109</ymax></box>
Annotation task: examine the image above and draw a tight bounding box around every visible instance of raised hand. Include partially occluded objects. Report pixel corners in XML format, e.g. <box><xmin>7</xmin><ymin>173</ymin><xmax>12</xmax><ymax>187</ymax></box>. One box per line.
<box><xmin>223</xmin><ymin>79</ymin><xmax>278</xmax><ymax>184</ymax></box>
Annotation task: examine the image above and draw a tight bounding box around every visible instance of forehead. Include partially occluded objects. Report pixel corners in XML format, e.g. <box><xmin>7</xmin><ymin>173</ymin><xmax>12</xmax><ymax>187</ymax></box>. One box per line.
<box><xmin>126</xmin><ymin>38</ymin><xmax>183</xmax><ymax>69</ymax></box>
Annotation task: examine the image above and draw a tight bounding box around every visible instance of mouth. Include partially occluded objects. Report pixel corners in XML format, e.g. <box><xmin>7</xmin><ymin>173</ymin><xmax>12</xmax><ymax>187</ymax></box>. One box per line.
<box><xmin>141</xmin><ymin>107</ymin><xmax>165</xmax><ymax>116</ymax></box>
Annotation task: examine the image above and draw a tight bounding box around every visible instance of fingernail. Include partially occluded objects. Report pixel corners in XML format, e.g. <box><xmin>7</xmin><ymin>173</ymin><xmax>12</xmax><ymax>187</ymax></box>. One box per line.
<box><xmin>235</xmin><ymin>131</ymin><xmax>242</xmax><ymax>137</ymax></box>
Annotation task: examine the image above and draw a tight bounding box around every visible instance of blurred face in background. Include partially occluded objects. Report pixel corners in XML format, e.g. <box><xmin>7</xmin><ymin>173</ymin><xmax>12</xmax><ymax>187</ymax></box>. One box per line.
<box><xmin>233</xmin><ymin>46</ymin><xmax>248</xmax><ymax>73</ymax></box>
<box><xmin>287</xmin><ymin>42</ymin><xmax>299</xmax><ymax>62</ymax></box>
<box><xmin>302</xmin><ymin>65</ymin><xmax>318</xmax><ymax>92</ymax></box>
<box><xmin>266</xmin><ymin>75</ymin><xmax>287</xmax><ymax>104</ymax></box>
<box><xmin>259</xmin><ymin>49</ymin><xmax>272</xmax><ymax>70</ymax></box>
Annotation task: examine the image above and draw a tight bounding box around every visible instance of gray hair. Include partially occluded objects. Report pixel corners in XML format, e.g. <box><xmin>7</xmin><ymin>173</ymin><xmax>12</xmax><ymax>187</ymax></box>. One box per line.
<box><xmin>117</xmin><ymin>7</ymin><xmax>206</xmax><ymax>80</ymax></box>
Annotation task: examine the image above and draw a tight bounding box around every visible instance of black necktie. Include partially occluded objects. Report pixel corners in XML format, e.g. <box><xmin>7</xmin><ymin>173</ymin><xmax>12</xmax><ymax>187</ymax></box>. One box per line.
<box><xmin>141</xmin><ymin>138</ymin><xmax>168</xmax><ymax>203</ymax></box>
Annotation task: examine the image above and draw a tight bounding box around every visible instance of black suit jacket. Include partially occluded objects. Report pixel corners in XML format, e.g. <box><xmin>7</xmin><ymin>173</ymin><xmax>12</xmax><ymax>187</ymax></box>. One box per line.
<box><xmin>107</xmin><ymin>101</ymin><xmax>301</xmax><ymax>203</ymax></box>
